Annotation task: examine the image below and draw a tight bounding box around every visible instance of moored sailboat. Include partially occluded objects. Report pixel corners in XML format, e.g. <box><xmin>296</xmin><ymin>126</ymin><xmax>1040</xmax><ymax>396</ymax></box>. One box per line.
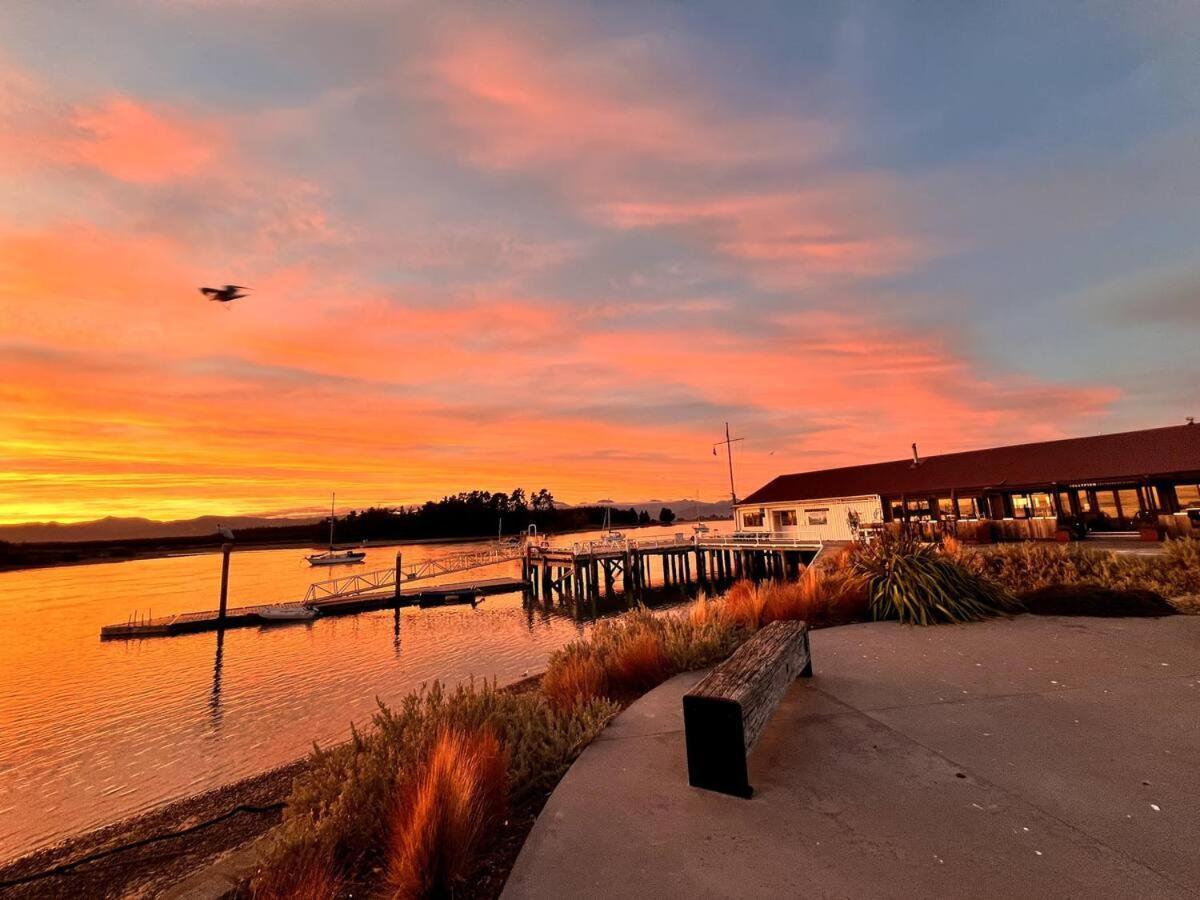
<box><xmin>306</xmin><ymin>493</ymin><xmax>367</xmax><ymax>566</ymax></box>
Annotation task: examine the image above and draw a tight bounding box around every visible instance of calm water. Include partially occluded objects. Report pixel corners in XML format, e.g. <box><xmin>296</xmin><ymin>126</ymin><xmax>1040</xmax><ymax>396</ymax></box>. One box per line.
<box><xmin>0</xmin><ymin>523</ymin><xmax>724</xmax><ymax>861</ymax></box>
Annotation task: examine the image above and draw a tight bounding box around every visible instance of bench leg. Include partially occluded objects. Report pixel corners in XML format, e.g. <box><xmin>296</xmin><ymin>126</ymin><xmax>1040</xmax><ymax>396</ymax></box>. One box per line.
<box><xmin>683</xmin><ymin>696</ymin><xmax>753</xmax><ymax>798</ymax></box>
<box><xmin>799</xmin><ymin>630</ymin><xmax>813</xmax><ymax>677</ymax></box>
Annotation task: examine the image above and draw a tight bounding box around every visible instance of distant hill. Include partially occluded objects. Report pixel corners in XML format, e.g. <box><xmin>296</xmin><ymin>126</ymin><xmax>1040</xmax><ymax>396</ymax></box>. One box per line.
<box><xmin>0</xmin><ymin>499</ymin><xmax>732</xmax><ymax>544</ymax></box>
<box><xmin>0</xmin><ymin>515</ymin><xmax>321</xmax><ymax>544</ymax></box>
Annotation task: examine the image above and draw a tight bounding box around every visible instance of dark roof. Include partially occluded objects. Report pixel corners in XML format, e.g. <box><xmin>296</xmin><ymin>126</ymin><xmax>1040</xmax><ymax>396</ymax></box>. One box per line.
<box><xmin>740</xmin><ymin>424</ymin><xmax>1200</xmax><ymax>506</ymax></box>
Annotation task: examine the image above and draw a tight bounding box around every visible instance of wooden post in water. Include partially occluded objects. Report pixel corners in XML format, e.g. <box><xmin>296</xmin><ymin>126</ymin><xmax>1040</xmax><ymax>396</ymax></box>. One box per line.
<box><xmin>218</xmin><ymin>542</ymin><xmax>232</xmax><ymax>624</ymax></box>
<box><xmin>394</xmin><ymin>551</ymin><xmax>403</xmax><ymax>603</ymax></box>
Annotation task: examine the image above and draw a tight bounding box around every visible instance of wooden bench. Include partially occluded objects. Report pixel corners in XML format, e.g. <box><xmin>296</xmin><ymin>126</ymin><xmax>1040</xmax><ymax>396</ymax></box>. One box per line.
<box><xmin>682</xmin><ymin>620</ymin><xmax>812</xmax><ymax>798</ymax></box>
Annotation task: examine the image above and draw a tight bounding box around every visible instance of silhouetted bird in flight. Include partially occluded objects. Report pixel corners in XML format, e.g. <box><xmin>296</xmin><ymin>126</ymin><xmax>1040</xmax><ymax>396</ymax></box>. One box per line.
<box><xmin>199</xmin><ymin>284</ymin><xmax>250</xmax><ymax>303</ymax></box>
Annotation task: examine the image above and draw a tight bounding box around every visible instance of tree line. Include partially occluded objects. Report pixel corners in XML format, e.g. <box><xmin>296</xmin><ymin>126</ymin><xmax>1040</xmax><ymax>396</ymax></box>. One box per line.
<box><xmin>234</xmin><ymin>489</ymin><xmax>678</xmax><ymax>543</ymax></box>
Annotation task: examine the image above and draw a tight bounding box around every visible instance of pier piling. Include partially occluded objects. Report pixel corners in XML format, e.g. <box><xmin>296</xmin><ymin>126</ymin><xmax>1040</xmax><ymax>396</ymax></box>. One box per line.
<box><xmin>218</xmin><ymin>543</ymin><xmax>232</xmax><ymax>625</ymax></box>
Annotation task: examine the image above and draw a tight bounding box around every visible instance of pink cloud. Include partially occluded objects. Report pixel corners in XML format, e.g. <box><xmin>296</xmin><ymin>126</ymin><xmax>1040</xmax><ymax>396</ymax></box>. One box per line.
<box><xmin>421</xmin><ymin>27</ymin><xmax>836</xmax><ymax>172</ymax></box>
<box><xmin>67</xmin><ymin>97</ymin><xmax>222</xmax><ymax>183</ymax></box>
<box><xmin>414</xmin><ymin>24</ymin><xmax>933</xmax><ymax>288</ymax></box>
<box><xmin>0</xmin><ymin>63</ymin><xmax>223</xmax><ymax>184</ymax></box>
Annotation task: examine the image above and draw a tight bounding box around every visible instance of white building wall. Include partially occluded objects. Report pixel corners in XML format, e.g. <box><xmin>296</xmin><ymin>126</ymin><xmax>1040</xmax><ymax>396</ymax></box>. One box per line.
<box><xmin>734</xmin><ymin>495</ymin><xmax>883</xmax><ymax>542</ymax></box>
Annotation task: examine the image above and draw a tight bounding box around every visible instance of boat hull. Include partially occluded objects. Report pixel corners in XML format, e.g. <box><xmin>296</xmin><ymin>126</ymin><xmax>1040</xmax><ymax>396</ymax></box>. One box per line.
<box><xmin>258</xmin><ymin>607</ymin><xmax>319</xmax><ymax>621</ymax></box>
<box><xmin>306</xmin><ymin>552</ymin><xmax>366</xmax><ymax>567</ymax></box>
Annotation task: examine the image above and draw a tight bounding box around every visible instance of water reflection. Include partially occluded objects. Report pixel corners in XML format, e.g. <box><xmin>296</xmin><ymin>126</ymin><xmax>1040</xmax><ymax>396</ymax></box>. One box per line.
<box><xmin>209</xmin><ymin>629</ymin><xmax>225</xmax><ymax>731</ymax></box>
<box><xmin>0</xmin><ymin>522</ymin><xmax>730</xmax><ymax>861</ymax></box>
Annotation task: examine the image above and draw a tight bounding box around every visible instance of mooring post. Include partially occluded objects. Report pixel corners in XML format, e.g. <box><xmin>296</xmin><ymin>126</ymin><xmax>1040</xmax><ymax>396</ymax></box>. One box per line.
<box><xmin>218</xmin><ymin>542</ymin><xmax>232</xmax><ymax>624</ymax></box>
<box><xmin>394</xmin><ymin>551</ymin><xmax>403</xmax><ymax>603</ymax></box>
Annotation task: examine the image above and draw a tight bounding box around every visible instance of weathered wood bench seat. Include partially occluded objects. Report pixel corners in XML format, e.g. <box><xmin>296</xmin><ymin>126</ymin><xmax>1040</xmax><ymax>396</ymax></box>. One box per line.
<box><xmin>682</xmin><ymin>620</ymin><xmax>812</xmax><ymax>798</ymax></box>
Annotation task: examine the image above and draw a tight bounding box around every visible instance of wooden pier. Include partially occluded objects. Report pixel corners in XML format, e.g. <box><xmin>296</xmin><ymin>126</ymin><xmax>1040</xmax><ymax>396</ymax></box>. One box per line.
<box><xmin>99</xmin><ymin>534</ymin><xmax>825</xmax><ymax>640</ymax></box>
<box><xmin>523</xmin><ymin>534</ymin><xmax>823</xmax><ymax>604</ymax></box>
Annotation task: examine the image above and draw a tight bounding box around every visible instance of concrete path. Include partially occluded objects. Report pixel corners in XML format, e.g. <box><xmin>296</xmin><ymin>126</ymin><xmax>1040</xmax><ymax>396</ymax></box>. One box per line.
<box><xmin>504</xmin><ymin>616</ymin><xmax>1200</xmax><ymax>899</ymax></box>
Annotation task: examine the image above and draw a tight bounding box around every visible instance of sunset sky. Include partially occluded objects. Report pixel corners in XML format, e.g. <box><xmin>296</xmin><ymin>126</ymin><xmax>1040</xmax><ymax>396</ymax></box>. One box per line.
<box><xmin>1</xmin><ymin>2</ymin><xmax>1198</xmax><ymax>524</ymax></box>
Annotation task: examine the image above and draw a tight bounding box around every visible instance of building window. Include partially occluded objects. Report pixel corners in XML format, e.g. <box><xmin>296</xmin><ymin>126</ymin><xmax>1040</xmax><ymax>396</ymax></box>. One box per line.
<box><xmin>905</xmin><ymin>499</ymin><xmax>932</xmax><ymax>521</ymax></box>
<box><xmin>1012</xmin><ymin>494</ymin><xmax>1032</xmax><ymax>518</ymax></box>
<box><xmin>805</xmin><ymin>508</ymin><xmax>828</xmax><ymax>526</ymax></box>
<box><xmin>957</xmin><ymin>497</ymin><xmax>979</xmax><ymax>519</ymax></box>
<box><xmin>741</xmin><ymin>510</ymin><xmax>764</xmax><ymax>528</ymax></box>
<box><xmin>937</xmin><ymin>497</ymin><xmax>956</xmax><ymax>518</ymax></box>
<box><xmin>1076</xmin><ymin>489</ymin><xmax>1094</xmax><ymax>513</ymax></box>
<box><xmin>1116</xmin><ymin>489</ymin><xmax>1142</xmax><ymax>519</ymax></box>
<box><xmin>1176</xmin><ymin>484</ymin><xmax>1200</xmax><ymax>509</ymax></box>
<box><xmin>1095</xmin><ymin>490</ymin><xmax>1119</xmax><ymax>518</ymax></box>
<box><xmin>1030</xmin><ymin>493</ymin><xmax>1054</xmax><ymax>517</ymax></box>
<box><xmin>772</xmin><ymin>509</ymin><xmax>798</xmax><ymax>529</ymax></box>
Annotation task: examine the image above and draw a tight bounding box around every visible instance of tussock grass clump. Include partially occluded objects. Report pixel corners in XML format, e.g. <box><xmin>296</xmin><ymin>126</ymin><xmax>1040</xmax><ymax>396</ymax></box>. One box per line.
<box><xmin>853</xmin><ymin>531</ymin><xmax>1017</xmax><ymax>625</ymax></box>
<box><xmin>252</xmin><ymin>681</ymin><xmax>616</xmax><ymax>898</ymax></box>
<box><xmin>387</xmin><ymin>726</ymin><xmax>507</xmax><ymax>900</ymax></box>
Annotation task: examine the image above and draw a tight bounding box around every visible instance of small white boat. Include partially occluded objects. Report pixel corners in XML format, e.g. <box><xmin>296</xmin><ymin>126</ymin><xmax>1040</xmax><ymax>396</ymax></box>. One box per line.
<box><xmin>306</xmin><ymin>492</ymin><xmax>367</xmax><ymax>567</ymax></box>
<box><xmin>692</xmin><ymin>523</ymin><xmax>712</xmax><ymax>534</ymax></box>
<box><xmin>258</xmin><ymin>606</ymin><xmax>319</xmax><ymax>621</ymax></box>
<box><xmin>306</xmin><ymin>549</ymin><xmax>366</xmax><ymax>566</ymax></box>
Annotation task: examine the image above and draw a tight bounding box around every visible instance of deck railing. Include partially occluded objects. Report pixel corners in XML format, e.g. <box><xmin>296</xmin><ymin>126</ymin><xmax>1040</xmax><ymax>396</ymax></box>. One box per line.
<box><xmin>303</xmin><ymin>541</ymin><xmax>526</xmax><ymax>604</ymax></box>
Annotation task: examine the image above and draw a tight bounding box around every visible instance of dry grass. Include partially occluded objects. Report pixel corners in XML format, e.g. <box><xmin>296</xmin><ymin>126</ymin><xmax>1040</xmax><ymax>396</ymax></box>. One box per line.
<box><xmin>712</xmin><ymin>567</ymin><xmax>870</xmax><ymax>633</ymax></box>
<box><xmin>540</xmin><ymin>608</ymin><xmax>743</xmax><ymax>711</ymax></box>
<box><xmin>253</xmin><ymin>682</ymin><xmax>616</xmax><ymax>899</ymax></box>
<box><xmin>541</xmin><ymin>655</ymin><xmax>607</xmax><ymax>711</ymax></box>
<box><xmin>387</xmin><ymin>727</ymin><xmax>507</xmax><ymax>900</ymax></box>
<box><xmin>962</xmin><ymin>538</ymin><xmax>1200</xmax><ymax>607</ymax></box>
<box><xmin>608</xmin><ymin>631</ymin><xmax>670</xmax><ymax>695</ymax></box>
<box><xmin>249</xmin><ymin>844</ymin><xmax>343</xmax><ymax>900</ymax></box>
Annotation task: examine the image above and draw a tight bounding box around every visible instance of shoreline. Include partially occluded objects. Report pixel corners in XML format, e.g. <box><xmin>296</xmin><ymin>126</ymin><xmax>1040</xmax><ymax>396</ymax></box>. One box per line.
<box><xmin>0</xmin><ymin>673</ymin><xmax>546</xmax><ymax>898</ymax></box>
<box><xmin>0</xmin><ymin>520</ymin><xmax>729</xmax><ymax>575</ymax></box>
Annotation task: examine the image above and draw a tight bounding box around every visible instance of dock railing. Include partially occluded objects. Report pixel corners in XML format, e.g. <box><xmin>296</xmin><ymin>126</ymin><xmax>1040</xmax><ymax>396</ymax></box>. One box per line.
<box><xmin>303</xmin><ymin>540</ymin><xmax>527</xmax><ymax>604</ymax></box>
<box><xmin>695</xmin><ymin>531</ymin><xmax>823</xmax><ymax>549</ymax></box>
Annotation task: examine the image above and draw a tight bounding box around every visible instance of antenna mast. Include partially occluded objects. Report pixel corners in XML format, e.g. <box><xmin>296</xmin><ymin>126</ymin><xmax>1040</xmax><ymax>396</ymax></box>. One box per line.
<box><xmin>713</xmin><ymin>421</ymin><xmax>745</xmax><ymax>507</ymax></box>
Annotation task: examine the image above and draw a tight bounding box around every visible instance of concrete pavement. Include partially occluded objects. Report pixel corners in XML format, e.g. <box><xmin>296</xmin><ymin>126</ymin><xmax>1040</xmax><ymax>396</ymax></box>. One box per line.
<box><xmin>503</xmin><ymin>616</ymin><xmax>1200</xmax><ymax>899</ymax></box>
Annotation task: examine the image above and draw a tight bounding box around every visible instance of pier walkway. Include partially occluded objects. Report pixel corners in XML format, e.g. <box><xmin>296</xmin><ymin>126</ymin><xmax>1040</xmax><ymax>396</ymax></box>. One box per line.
<box><xmin>504</xmin><ymin>615</ymin><xmax>1200</xmax><ymax>899</ymax></box>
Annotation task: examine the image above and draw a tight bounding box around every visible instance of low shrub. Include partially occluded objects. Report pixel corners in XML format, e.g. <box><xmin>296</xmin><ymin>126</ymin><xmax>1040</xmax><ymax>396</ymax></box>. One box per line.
<box><xmin>853</xmin><ymin>531</ymin><xmax>1016</xmax><ymax>625</ymax></box>
<box><xmin>964</xmin><ymin>538</ymin><xmax>1200</xmax><ymax>608</ymax></box>
<box><xmin>387</xmin><ymin>726</ymin><xmax>507</xmax><ymax>900</ymax></box>
<box><xmin>1021</xmin><ymin>584</ymin><xmax>1176</xmax><ymax>618</ymax></box>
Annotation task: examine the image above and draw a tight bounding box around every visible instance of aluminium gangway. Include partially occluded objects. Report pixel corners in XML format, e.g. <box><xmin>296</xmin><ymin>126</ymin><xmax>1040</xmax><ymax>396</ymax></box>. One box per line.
<box><xmin>302</xmin><ymin>541</ymin><xmax>528</xmax><ymax>605</ymax></box>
